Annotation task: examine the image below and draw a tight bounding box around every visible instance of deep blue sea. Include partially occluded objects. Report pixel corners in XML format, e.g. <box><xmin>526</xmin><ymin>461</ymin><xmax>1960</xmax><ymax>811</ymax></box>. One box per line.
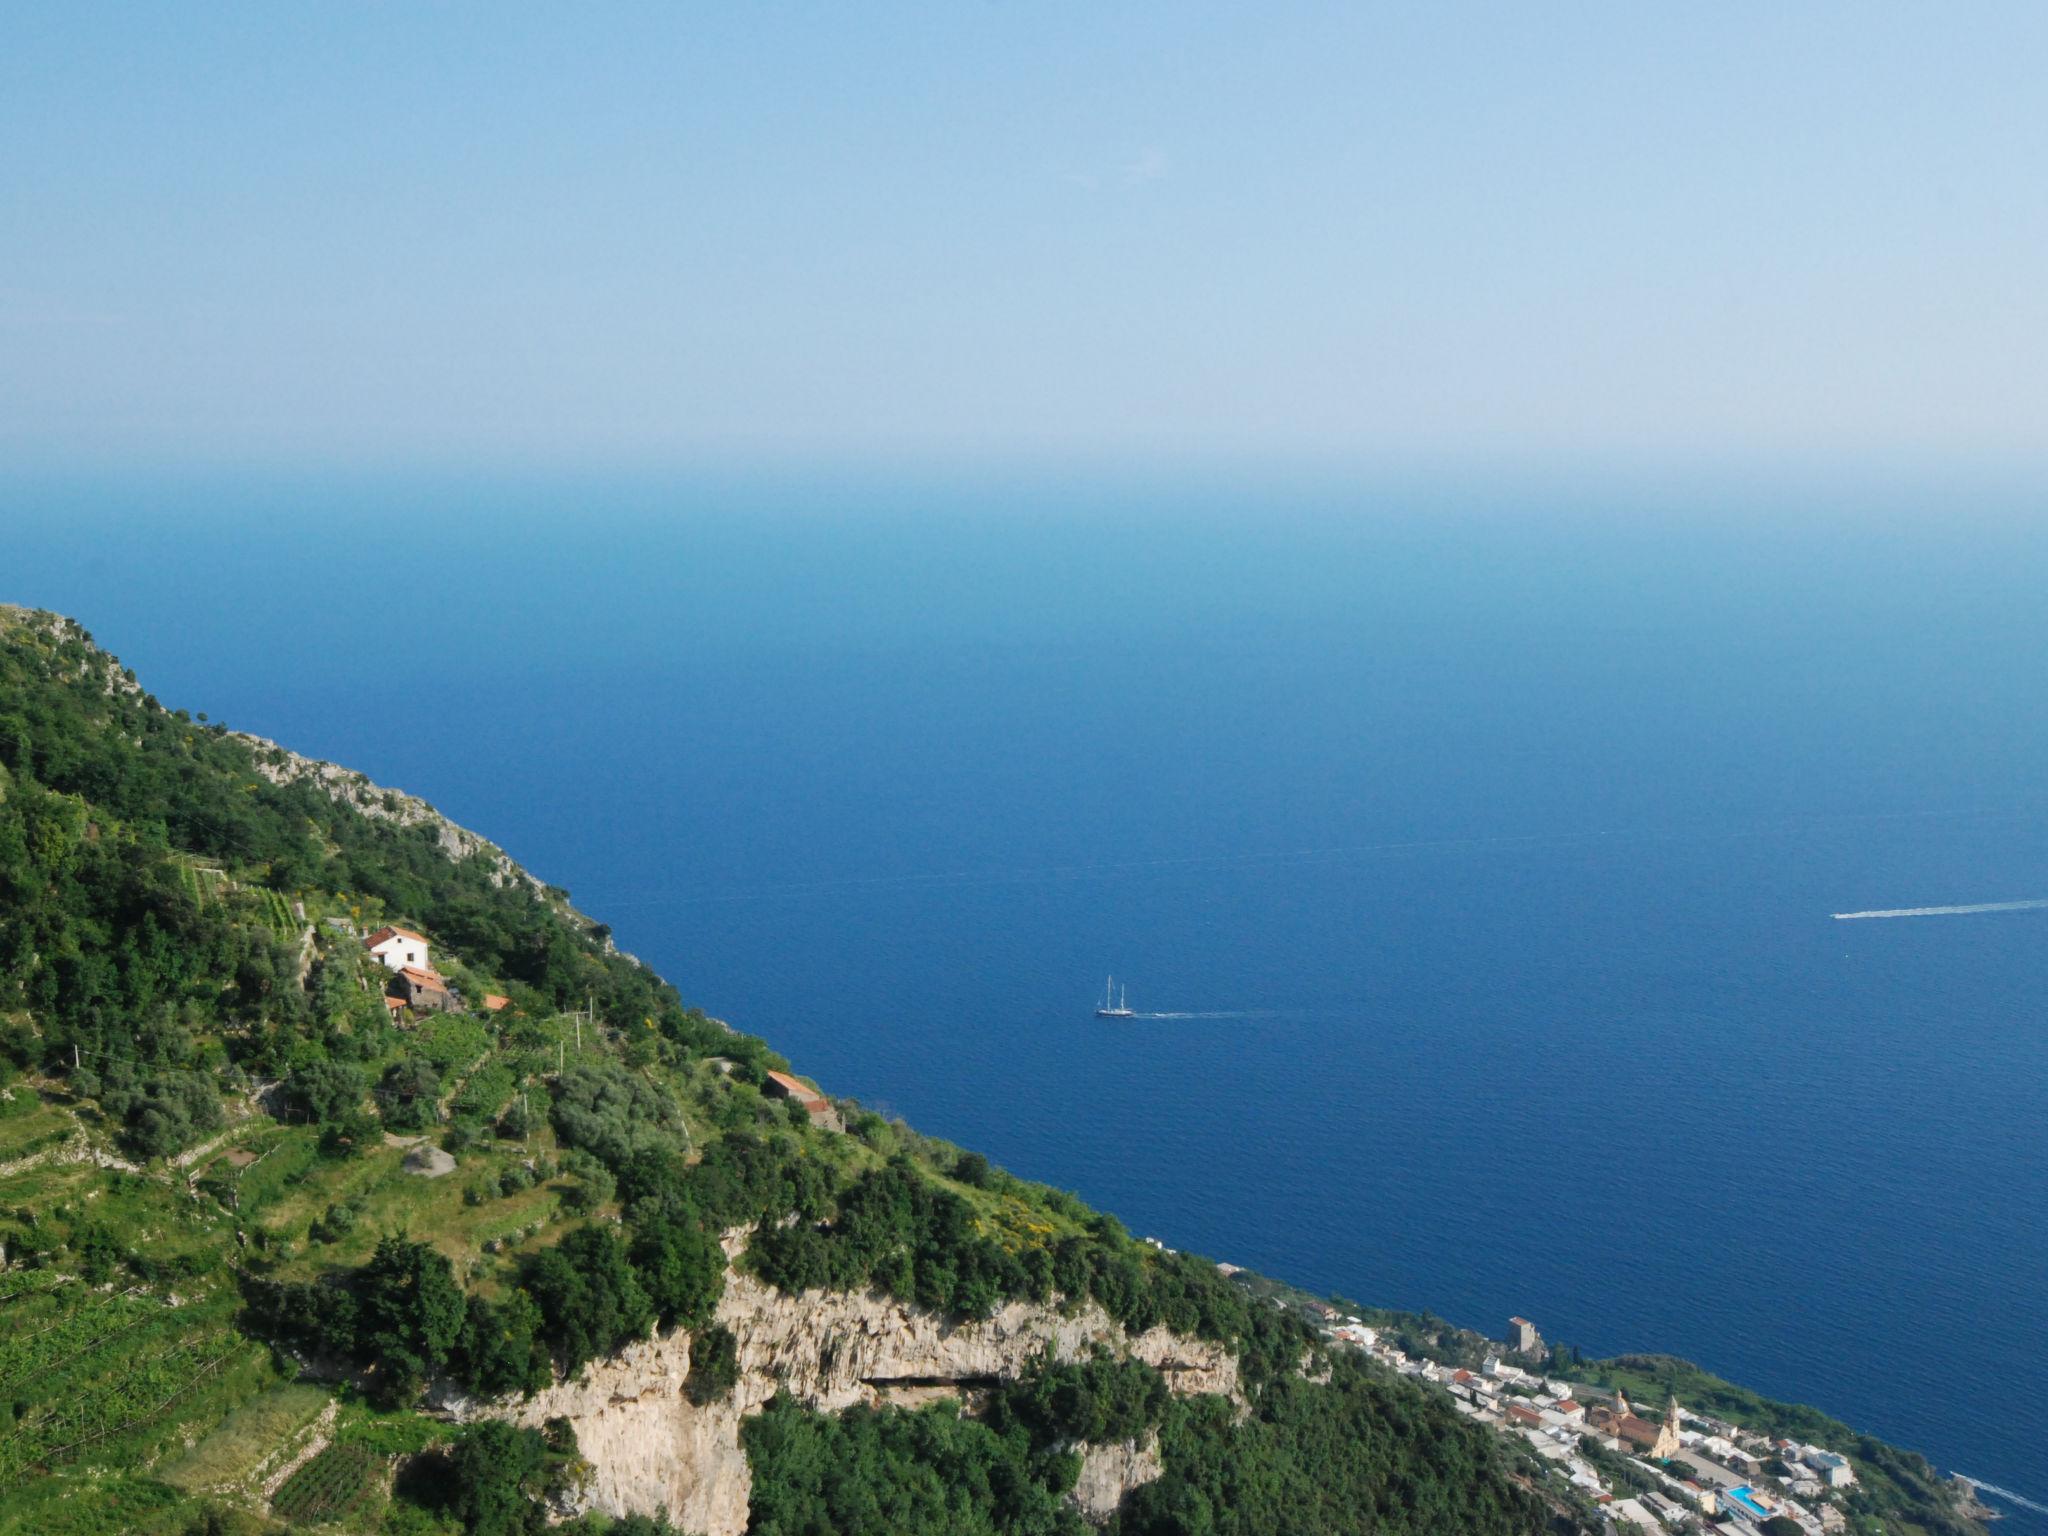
<box><xmin>8</xmin><ymin>471</ymin><xmax>2046</xmax><ymax>1523</ymax></box>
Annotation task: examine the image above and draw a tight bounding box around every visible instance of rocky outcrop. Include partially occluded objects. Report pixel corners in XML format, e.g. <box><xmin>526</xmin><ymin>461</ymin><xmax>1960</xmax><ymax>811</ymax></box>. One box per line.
<box><xmin>1072</xmin><ymin>1434</ymin><xmax>1165</xmax><ymax>1522</ymax></box>
<box><xmin>231</xmin><ymin>733</ymin><xmax>553</xmax><ymax>899</ymax></box>
<box><xmin>471</xmin><ymin>1258</ymin><xmax>1238</xmax><ymax>1536</ymax></box>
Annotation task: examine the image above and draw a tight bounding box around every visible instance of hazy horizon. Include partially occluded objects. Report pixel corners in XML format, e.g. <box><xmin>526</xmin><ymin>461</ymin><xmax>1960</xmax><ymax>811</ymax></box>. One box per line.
<box><xmin>7</xmin><ymin>3</ymin><xmax>2047</xmax><ymax>473</ymax></box>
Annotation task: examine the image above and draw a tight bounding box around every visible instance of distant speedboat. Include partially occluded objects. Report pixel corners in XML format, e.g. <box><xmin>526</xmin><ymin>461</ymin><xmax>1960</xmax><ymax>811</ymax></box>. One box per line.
<box><xmin>1095</xmin><ymin>976</ymin><xmax>1135</xmax><ymax>1018</ymax></box>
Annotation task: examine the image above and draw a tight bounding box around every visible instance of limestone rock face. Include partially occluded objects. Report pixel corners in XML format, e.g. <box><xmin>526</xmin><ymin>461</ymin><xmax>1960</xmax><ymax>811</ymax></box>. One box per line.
<box><xmin>1072</xmin><ymin>1434</ymin><xmax>1166</xmax><ymax>1523</ymax></box>
<box><xmin>476</xmin><ymin>1258</ymin><xmax>1238</xmax><ymax>1536</ymax></box>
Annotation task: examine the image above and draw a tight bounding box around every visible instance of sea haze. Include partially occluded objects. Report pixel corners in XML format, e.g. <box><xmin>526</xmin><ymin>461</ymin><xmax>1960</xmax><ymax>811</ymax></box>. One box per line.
<box><xmin>10</xmin><ymin>472</ymin><xmax>2048</xmax><ymax>1525</ymax></box>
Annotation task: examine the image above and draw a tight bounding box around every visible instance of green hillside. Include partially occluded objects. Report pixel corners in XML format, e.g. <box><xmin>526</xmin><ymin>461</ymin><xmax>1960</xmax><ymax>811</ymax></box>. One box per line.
<box><xmin>0</xmin><ymin>606</ymin><xmax>1960</xmax><ymax>1536</ymax></box>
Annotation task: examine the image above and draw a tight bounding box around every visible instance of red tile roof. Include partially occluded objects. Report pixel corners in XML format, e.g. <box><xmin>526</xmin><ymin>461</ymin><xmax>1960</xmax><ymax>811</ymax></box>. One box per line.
<box><xmin>764</xmin><ymin>1070</ymin><xmax>827</xmax><ymax>1105</ymax></box>
<box><xmin>397</xmin><ymin>965</ymin><xmax>448</xmax><ymax>992</ymax></box>
<box><xmin>365</xmin><ymin>925</ymin><xmax>427</xmax><ymax>949</ymax></box>
<box><xmin>482</xmin><ymin>994</ymin><xmax>511</xmax><ymax>1011</ymax></box>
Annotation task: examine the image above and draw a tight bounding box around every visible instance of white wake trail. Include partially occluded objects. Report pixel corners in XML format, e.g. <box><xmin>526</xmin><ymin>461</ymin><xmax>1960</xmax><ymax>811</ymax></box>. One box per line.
<box><xmin>1956</xmin><ymin>1478</ymin><xmax>2048</xmax><ymax>1516</ymax></box>
<box><xmin>1128</xmin><ymin>1010</ymin><xmax>1286</xmax><ymax>1021</ymax></box>
<box><xmin>1831</xmin><ymin>898</ymin><xmax>2048</xmax><ymax>920</ymax></box>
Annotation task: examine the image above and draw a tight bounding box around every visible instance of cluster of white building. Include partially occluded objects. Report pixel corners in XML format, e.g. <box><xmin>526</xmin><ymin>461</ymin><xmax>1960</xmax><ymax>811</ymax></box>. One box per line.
<box><xmin>1308</xmin><ymin>1308</ymin><xmax>1859</xmax><ymax>1536</ymax></box>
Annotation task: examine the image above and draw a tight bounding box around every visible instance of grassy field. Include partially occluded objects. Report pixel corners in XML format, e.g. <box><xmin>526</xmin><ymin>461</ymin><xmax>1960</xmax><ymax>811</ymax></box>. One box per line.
<box><xmin>159</xmin><ymin>1382</ymin><xmax>330</xmax><ymax>1494</ymax></box>
<box><xmin>0</xmin><ymin>1090</ymin><xmax>73</xmax><ymax>1164</ymax></box>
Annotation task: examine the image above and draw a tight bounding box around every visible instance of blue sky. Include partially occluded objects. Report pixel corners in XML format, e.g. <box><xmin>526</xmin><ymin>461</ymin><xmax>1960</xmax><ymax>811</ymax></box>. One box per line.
<box><xmin>3</xmin><ymin>3</ymin><xmax>2045</xmax><ymax>472</ymax></box>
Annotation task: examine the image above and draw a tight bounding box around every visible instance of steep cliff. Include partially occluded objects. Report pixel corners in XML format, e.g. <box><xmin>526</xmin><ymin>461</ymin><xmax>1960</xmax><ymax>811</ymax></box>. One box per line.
<box><xmin>472</xmin><ymin>1239</ymin><xmax>1235</xmax><ymax>1534</ymax></box>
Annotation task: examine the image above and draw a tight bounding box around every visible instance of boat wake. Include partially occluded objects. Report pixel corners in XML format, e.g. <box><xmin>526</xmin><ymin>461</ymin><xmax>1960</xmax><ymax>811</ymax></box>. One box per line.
<box><xmin>1831</xmin><ymin>898</ymin><xmax>2048</xmax><ymax>920</ymax></box>
<box><xmin>1956</xmin><ymin>1477</ymin><xmax>2048</xmax><ymax>1516</ymax></box>
<box><xmin>1127</xmin><ymin>1010</ymin><xmax>1289</xmax><ymax>1021</ymax></box>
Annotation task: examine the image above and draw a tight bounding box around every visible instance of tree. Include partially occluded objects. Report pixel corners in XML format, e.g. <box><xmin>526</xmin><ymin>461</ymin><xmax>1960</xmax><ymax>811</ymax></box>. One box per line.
<box><xmin>375</xmin><ymin>1057</ymin><xmax>441</xmax><ymax>1131</ymax></box>
<box><xmin>522</xmin><ymin>1225</ymin><xmax>653</xmax><ymax>1375</ymax></box>
<box><xmin>359</xmin><ymin>1235</ymin><xmax>467</xmax><ymax>1405</ymax></box>
<box><xmin>461</xmin><ymin>1290</ymin><xmax>554</xmax><ymax>1399</ymax></box>
<box><xmin>632</xmin><ymin>1215</ymin><xmax>725</xmax><ymax>1331</ymax></box>
<box><xmin>291</xmin><ymin>1059</ymin><xmax>367</xmax><ymax>1123</ymax></box>
<box><xmin>442</xmin><ymin>1421</ymin><xmax>549</xmax><ymax>1536</ymax></box>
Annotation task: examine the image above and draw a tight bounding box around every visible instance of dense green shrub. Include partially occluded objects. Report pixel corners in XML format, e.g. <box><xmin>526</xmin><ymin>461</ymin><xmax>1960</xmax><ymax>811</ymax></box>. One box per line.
<box><xmin>309</xmin><ymin>1197</ymin><xmax>362</xmax><ymax>1244</ymax></box>
<box><xmin>749</xmin><ymin>1158</ymin><xmax>1035</xmax><ymax>1317</ymax></box>
<box><xmin>521</xmin><ymin>1225</ymin><xmax>653</xmax><ymax>1376</ymax></box>
<box><xmin>250</xmin><ymin>1235</ymin><xmax>466</xmax><ymax>1406</ymax></box>
<box><xmin>991</xmin><ymin>1354</ymin><xmax>1169</xmax><ymax>1447</ymax></box>
<box><xmin>679</xmin><ymin>1129</ymin><xmax>833</xmax><ymax>1230</ymax></box>
<box><xmin>631</xmin><ymin>1213</ymin><xmax>725</xmax><ymax>1331</ymax></box>
<box><xmin>99</xmin><ymin>1064</ymin><xmax>224</xmax><ymax>1159</ymax></box>
<box><xmin>289</xmin><ymin>1058</ymin><xmax>363</xmax><ymax>1121</ymax></box>
<box><xmin>685</xmin><ymin>1324</ymin><xmax>739</xmax><ymax>1405</ymax></box>
<box><xmin>358</xmin><ymin>1235</ymin><xmax>469</xmax><ymax>1406</ymax></box>
<box><xmin>550</xmin><ymin>1061</ymin><xmax>684</xmax><ymax>1169</ymax></box>
<box><xmin>376</xmin><ymin>1058</ymin><xmax>442</xmax><ymax>1132</ymax></box>
<box><xmin>742</xmin><ymin>1393</ymin><xmax>1085</xmax><ymax>1536</ymax></box>
<box><xmin>460</xmin><ymin>1291</ymin><xmax>554</xmax><ymax>1399</ymax></box>
<box><xmin>1120</xmin><ymin>1363</ymin><xmax>1558</xmax><ymax>1536</ymax></box>
<box><xmin>401</xmin><ymin>1420</ymin><xmax>560</xmax><ymax>1536</ymax></box>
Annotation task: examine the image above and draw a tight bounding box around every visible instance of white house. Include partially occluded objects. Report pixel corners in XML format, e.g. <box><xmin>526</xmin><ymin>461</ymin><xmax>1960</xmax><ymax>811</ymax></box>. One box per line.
<box><xmin>1805</xmin><ymin>1450</ymin><xmax>1855</xmax><ymax>1488</ymax></box>
<box><xmin>364</xmin><ymin>925</ymin><xmax>430</xmax><ymax>972</ymax></box>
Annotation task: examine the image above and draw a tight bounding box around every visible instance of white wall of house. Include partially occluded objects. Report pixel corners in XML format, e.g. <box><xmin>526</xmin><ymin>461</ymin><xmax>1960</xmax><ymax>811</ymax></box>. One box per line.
<box><xmin>369</xmin><ymin>934</ymin><xmax>429</xmax><ymax>972</ymax></box>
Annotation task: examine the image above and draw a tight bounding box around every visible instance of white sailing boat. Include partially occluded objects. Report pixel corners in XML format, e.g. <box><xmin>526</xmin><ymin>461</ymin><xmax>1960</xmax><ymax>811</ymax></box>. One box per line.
<box><xmin>1095</xmin><ymin>976</ymin><xmax>1135</xmax><ymax>1018</ymax></box>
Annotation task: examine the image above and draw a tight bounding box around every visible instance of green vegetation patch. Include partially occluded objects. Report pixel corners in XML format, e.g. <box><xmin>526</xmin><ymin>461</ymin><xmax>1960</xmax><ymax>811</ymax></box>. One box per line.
<box><xmin>743</xmin><ymin>1393</ymin><xmax>1086</xmax><ymax>1536</ymax></box>
<box><xmin>413</xmin><ymin>1013</ymin><xmax>493</xmax><ymax>1072</ymax></box>
<box><xmin>271</xmin><ymin>1441</ymin><xmax>383</xmax><ymax>1525</ymax></box>
<box><xmin>0</xmin><ymin>1288</ymin><xmax>258</xmax><ymax>1486</ymax></box>
<box><xmin>0</xmin><ymin>1472</ymin><xmax>190</xmax><ymax>1536</ymax></box>
<box><xmin>1124</xmin><ymin>1363</ymin><xmax>1561</xmax><ymax>1536</ymax></box>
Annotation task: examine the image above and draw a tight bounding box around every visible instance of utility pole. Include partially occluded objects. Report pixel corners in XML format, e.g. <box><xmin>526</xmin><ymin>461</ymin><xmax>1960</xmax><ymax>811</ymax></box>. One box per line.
<box><xmin>73</xmin><ymin>1043</ymin><xmax>80</xmax><ymax>1070</ymax></box>
<box><xmin>558</xmin><ymin>1041</ymin><xmax>564</xmax><ymax>1077</ymax></box>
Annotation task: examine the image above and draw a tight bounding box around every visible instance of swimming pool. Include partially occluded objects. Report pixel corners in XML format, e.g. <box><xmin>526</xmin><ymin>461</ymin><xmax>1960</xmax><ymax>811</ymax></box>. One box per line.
<box><xmin>1725</xmin><ymin>1486</ymin><xmax>1774</xmax><ymax>1521</ymax></box>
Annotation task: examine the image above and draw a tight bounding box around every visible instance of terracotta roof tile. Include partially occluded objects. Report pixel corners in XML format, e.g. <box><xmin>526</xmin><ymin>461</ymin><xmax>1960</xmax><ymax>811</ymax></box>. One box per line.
<box><xmin>764</xmin><ymin>1070</ymin><xmax>826</xmax><ymax>1104</ymax></box>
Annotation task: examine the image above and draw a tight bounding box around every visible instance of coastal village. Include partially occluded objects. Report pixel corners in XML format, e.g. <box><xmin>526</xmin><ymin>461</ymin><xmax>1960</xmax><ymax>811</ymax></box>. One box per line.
<box><xmin>1295</xmin><ymin>1302</ymin><xmax>1865</xmax><ymax>1536</ymax></box>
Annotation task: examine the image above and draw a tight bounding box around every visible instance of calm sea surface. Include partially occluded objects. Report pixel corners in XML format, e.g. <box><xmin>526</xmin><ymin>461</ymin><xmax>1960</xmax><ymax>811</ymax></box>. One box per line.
<box><xmin>9</xmin><ymin>473</ymin><xmax>2047</xmax><ymax>1523</ymax></box>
